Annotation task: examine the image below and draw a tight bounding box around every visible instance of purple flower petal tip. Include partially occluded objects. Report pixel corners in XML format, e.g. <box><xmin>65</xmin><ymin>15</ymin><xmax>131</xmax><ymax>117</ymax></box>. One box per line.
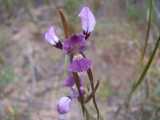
<box><xmin>63</xmin><ymin>34</ymin><xmax>86</xmax><ymax>54</ymax></box>
<box><xmin>57</xmin><ymin>96</ymin><xmax>72</xmax><ymax>114</ymax></box>
<box><xmin>70</xmin><ymin>86</ymin><xmax>85</xmax><ymax>98</ymax></box>
<box><xmin>80</xmin><ymin>86</ymin><xmax>85</xmax><ymax>96</ymax></box>
<box><xmin>79</xmin><ymin>6</ymin><xmax>96</xmax><ymax>33</ymax></box>
<box><xmin>68</xmin><ymin>58</ymin><xmax>91</xmax><ymax>72</ymax></box>
<box><xmin>64</xmin><ymin>76</ymin><xmax>75</xmax><ymax>87</ymax></box>
<box><xmin>44</xmin><ymin>26</ymin><xmax>59</xmax><ymax>45</ymax></box>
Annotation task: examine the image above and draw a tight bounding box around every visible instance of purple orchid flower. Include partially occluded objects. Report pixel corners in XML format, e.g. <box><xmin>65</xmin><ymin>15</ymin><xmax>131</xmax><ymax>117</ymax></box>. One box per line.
<box><xmin>68</xmin><ymin>58</ymin><xmax>91</xmax><ymax>72</ymax></box>
<box><xmin>44</xmin><ymin>26</ymin><xmax>62</xmax><ymax>49</ymax></box>
<box><xmin>79</xmin><ymin>6</ymin><xmax>96</xmax><ymax>34</ymax></box>
<box><xmin>44</xmin><ymin>6</ymin><xmax>98</xmax><ymax>117</ymax></box>
<box><xmin>57</xmin><ymin>96</ymin><xmax>72</xmax><ymax>114</ymax></box>
<box><xmin>63</xmin><ymin>34</ymin><xmax>87</xmax><ymax>54</ymax></box>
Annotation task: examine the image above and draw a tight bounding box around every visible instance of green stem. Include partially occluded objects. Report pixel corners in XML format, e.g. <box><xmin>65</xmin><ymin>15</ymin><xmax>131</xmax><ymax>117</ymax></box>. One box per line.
<box><xmin>141</xmin><ymin>0</ymin><xmax>153</xmax><ymax>62</ymax></box>
<box><xmin>128</xmin><ymin>35</ymin><xmax>160</xmax><ymax>103</ymax></box>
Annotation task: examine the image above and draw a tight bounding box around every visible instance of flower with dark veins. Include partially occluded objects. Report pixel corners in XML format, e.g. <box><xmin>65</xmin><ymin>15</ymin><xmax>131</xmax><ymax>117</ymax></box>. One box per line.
<box><xmin>63</xmin><ymin>34</ymin><xmax>87</xmax><ymax>54</ymax></box>
<box><xmin>79</xmin><ymin>6</ymin><xmax>96</xmax><ymax>37</ymax></box>
<box><xmin>44</xmin><ymin>26</ymin><xmax>62</xmax><ymax>49</ymax></box>
<box><xmin>57</xmin><ymin>96</ymin><xmax>72</xmax><ymax>114</ymax></box>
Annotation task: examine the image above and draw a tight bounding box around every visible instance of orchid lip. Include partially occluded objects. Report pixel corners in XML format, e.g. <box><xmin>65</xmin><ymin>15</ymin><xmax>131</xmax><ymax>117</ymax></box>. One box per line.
<box><xmin>63</xmin><ymin>34</ymin><xmax>87</xmax><ymax>54</ymax></box>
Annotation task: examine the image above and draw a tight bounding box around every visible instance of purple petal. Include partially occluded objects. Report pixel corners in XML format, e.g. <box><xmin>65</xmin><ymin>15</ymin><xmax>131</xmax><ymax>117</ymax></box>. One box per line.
<box><xmin>57</xmin><ymin>96</ymin><xmax>72</xmax><ymax>114</ymax></box>
<box><xmin>64</xmin><ymin>76</ymin><xmax>75</xmax><ymax>87</ymax></box>
<box><xmin>79</xmin><ymin>6</ymin><xmax>96</xmax><ymax>33</ymax></box>
<box><xmin>63</xmin><ymin>34</ymin><xmax>86</xmax><ymax>53</ymax></box>
<box><xmin>70</xmin><ymin>87</ymin><xmax>78</xmax><ymax>99</ymax></box>
<box><xmin>68</xmin><ymin>58</ymin><xmax>91</xmax><ymax>72</ymax></box>
<box><xmin>70</xmin><ymin>86</ymin><xmax>85</xmax><ymax>98</ymax></box>
<box><xmin>79</xmin><ymin>86</ymin><xmax>85</xmax><ymax>96</ymax></box>
<box><xmin>64</xmin><ymin>74</ymin><xmax>84</xmax><ymax>87</ymax></box>
<box><xmin>44</xmin><ymin>26</ymin><xmax>59</xmax><ymax>45</ymax></box>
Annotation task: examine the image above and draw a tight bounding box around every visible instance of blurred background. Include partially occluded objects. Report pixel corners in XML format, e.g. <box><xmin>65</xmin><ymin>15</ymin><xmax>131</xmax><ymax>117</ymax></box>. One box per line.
<box><xmin>1</xmin><ymin>0</ymin><xmax>160</xmax><ymax>119</ymax></box>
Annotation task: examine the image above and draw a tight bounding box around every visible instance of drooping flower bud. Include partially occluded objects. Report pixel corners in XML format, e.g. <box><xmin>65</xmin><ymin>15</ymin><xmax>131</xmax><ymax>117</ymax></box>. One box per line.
<box><xmin>57</xmin><ymin>96</ymin><xmax>72</xmax><ymax>114</ymax></box>
<box><xmin>79</xmin><ymin>6</ymin><xmax>96</xmax><ymax>34</ymax></box>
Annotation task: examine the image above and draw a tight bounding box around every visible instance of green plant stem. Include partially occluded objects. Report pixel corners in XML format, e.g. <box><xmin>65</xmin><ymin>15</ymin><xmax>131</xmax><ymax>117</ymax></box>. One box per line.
<box><xmin>141</xmin><ymin>0</ymin><xmax>153</xmax><ymax>62</ymax></box>
<box><xmin>128</xmin><ymin>35</ymin><xmax>160</xmax><ymax>103</ymax></box>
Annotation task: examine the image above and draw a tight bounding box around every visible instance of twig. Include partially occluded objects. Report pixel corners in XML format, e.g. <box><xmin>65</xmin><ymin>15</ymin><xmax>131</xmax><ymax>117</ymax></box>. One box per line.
<box><xmin>72</xmin><ymin>72</ymin><xmax>86</xmax><ymax>115</ymax></box>
<box><xmin>87</xmin><ymin>69</ymin><xmax>100</xmax><ymax>120</ymax></box>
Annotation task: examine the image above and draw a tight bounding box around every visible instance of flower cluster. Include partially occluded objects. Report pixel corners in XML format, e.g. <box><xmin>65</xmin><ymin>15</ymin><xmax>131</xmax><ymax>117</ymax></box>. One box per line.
<box><xmin>44</xmin><ymin>6</ymin><xmax>99</xmax><ymax>118</ymax></box>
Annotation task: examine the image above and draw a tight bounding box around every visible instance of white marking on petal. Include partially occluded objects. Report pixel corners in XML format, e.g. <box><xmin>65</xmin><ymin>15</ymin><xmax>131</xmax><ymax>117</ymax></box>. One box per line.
<box><xmin>44</xmin><ymin>26</ymin><xmax>59</xmax><ymax>45</ymax></box>
<box><xmin>79</xmin><ymin>7</ymin><xmax>96</xmax><ymax>33</ymax></box>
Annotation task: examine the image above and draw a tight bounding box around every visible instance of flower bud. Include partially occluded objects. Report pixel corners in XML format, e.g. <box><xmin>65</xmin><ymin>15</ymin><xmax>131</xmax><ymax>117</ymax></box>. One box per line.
<box><xmin>57</xmin><ymin>96</ymin><xmax>72</xmax><ymax>114</ymax></box>
<box><xmin>45</xmin><ymin>26</ymin><xmax>59</xmax><ymax>45</ymax></box>
<box><xmin>79</xmin><ymin>7</ymin><xmax>96</xmax><ymax>33</ymax></box>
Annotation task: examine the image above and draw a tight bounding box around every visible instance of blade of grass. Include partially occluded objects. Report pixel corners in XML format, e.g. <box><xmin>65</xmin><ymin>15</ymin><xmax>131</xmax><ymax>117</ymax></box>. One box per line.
<box><xmin>114</xmin><ymin>1</ymin><xmax>154</xmax><ymax>116</ymax></box>
<box><xmin>141</xmin><ymin>0</ymin><xmax>153</xmax><ymax>99</ymax></box>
